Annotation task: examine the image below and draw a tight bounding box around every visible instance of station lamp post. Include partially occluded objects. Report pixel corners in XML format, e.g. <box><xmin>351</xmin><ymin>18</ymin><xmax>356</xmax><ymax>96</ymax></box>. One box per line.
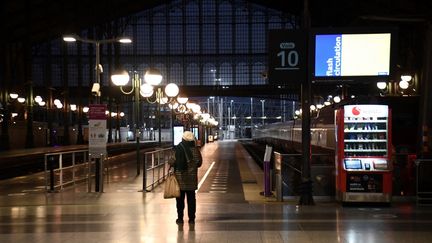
<box><xmin>64</xmin><ymin>34</ymin><xmax>131</xmax><ymax>192</ymax></box>
<box><xmin>111</xmin><ymin>68</ymin><xmax>179</xmax><ymax>180</ymax></box>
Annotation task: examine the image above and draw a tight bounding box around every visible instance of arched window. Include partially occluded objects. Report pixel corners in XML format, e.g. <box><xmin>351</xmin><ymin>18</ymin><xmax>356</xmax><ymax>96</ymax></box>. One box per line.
<box><xmin>236</xmin><ymin>63</ymin><xmax>248</xmax><ymax>85</ymax></box>
<box><xmin>220</xmin><ymin>63</ymin><xmax>232</xmax><ymax>85</ymax></box>
<box><xmin>252</xmin><ymin>62</ymin><xmax>266</xmax><ymax>85</ymax></box>
<box><xmin>203</xmin><ymin>63</ymin><xmax>217</xmax><ymax>85</ymax></box>
<box><xmin>170</xmin><ymin>63</ymin><xmax>183</xmax><ymax>85</ymax></box>
<box><xmin>186</xmin><ymin>63</ymin><xmax>200</xmax><ymax>85</ymax></box>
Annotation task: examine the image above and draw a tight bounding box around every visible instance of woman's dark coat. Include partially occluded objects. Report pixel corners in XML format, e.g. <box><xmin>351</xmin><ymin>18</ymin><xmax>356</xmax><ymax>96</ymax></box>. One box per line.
<box><xmin>170</xmin><ymin>140</ymin><xmax>202</xmax><ymax>190</ymax></box>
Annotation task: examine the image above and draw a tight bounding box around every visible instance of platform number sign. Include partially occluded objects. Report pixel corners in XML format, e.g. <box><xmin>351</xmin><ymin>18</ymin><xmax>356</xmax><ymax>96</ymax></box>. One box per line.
<box><xmin>268</xmin><ymin>30</ymin><xmax>307</xmax><ymax>85</ymax></box>
<box><xmin>277</xmin><ymin>43</ymin><xmax>299</xmax><ymax>69</ymax></box>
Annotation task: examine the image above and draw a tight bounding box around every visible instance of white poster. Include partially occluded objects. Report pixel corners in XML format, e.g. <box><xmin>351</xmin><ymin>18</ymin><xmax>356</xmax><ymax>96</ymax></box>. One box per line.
<box><xmin>88</xmin><ymin>104</ymin><xmax>107</xmax><ymax>158</ymax></box>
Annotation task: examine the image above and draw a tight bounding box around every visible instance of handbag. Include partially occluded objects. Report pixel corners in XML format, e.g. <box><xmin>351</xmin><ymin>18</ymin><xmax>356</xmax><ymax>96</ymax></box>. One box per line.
<box><xmin>164</xmin><ymin>171</ymin><xmax>180</xmax><ymax>199</ymax></box>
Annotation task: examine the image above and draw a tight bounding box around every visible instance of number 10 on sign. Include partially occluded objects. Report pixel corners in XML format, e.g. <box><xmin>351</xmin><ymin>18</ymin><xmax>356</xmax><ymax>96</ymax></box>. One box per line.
<box><xmin>276</xmin><ymin>44</ymin><xmax>299</xmax><ymax>70</ymax></box>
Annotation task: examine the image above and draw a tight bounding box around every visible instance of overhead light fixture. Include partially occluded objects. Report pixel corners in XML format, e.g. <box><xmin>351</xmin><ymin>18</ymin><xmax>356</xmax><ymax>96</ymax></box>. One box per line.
<box><xmin>34</xmin><ymin>95</ymin><xmax>43</xmax><ymax>103</ymax></box>
<box><xmin>139</xmin><ymin>83</ymin><xmax>154</xmax><ymax>98</ymax></box>
<box><xmin>401</xmin><ymin>75</ymin><xmax>412</xmax><ymax>82</ymax></box>
<box><xmin>164</xmin><ymin>83</ymin><xmax>180</xmax><ymax>97</ymax></box>
<box><xmin>399</xmin><ymin>80</ymin><xmax>409</xmax><ymax>90</ymax></box>
<box><xmin>111</xmin><ymin>70</ymin><xmax>130</xmax><ymax>86</ymax></box>
<box><xmin>62</xmin><ymin>34</ymin><xmax>77</xmax><ymax>42</ymax></box>
<box><xmin>377</xmin><ymin>81</ymin><xmax>387</xmax><ymax>90</ymax></box>
<box><xmin>144</xmin><ymin>68</ymin><xmax>163</xmax><ymax>86</ymax></box>
<box><xmin>177</xmin><ymin>96</ymin><xmax>188</xmax><ymax>104</ymax></box>
<box><xmin>118</xmin><ymin>37</ymin><xmax>132</xmax><ymax>43</ymax></box>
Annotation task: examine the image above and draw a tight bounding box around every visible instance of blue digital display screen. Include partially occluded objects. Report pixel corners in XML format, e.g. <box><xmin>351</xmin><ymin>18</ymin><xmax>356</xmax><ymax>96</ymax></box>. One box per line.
<box><xmin>344</xmin><ymin>159</ymin><xmax>362</xmax><ymax>170</ymax></box>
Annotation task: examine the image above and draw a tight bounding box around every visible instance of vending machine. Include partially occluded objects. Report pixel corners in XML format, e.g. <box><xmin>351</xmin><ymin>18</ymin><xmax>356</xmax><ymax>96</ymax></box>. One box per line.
<box><xmin>335</xmin><ymin>104</ymin><xmax>392</xmax><ymax>203</ymax></box>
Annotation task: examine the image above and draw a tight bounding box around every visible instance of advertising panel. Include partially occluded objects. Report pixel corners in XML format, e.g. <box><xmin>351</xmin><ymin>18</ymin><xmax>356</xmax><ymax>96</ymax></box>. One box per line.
<box><xmin>89</xmin><ymin>104</ymin><xmax>107</xmax><ymax>158</ymax></box>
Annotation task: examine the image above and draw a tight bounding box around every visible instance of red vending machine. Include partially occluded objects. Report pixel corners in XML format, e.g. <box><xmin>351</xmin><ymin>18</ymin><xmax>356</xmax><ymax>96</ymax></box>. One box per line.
<box><xmin>335</xmin><ymin>104</ymin><xmax>392</xmax><ymax>203</ymax></box>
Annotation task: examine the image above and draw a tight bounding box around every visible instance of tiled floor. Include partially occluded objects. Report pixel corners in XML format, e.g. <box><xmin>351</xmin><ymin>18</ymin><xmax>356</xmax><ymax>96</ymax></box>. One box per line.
<box><xmin>0</xmin><ymin>141</ymin><xmax>432</xmax><ymax>242</ymax></box>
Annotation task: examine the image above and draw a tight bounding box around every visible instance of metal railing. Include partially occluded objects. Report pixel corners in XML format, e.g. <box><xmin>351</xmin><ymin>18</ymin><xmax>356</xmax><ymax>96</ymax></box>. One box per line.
<box><xmin>44</xmin><ymin>150</ymin><xmax>90</xmax><ymax>191</ymax></box>
<box><xmin>143</xmin><ymin>147</ymin><xmax>174</xmax><ymax>191</ymax></box>
<box><xmin>43</xmin><ymin>147</ymin><xmax>174</xmax><ymax>193</ymax></box>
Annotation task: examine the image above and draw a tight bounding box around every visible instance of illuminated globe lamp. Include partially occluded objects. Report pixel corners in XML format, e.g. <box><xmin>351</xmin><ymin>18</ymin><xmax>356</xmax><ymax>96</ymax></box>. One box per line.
<box><xmin>176</xmin><ymin>96</ymin><xmax>188</xmax><ymax>105</ymax></box>
<box><xmin>9</xmin><ymin>93</ymin><xmax>19</xmax><ymax>99</ymax></box>
<box><xmin>168</xmin><ymin>102</ymin><xmax>179</xmax><ymax>110</ymax></box>
<box><xmin>191</xmin><ymin>103</ymin><xmax>201</xmax><ymax>114</ymax></box>
<box><xmin>111</xmin><ymin>70</ymin><xmax>130</xmax><ymax>86</ymax></box>
<box><xmin>165</xmin><ymin>83</ymin><xmax>180</xmax><ymax>98</ymax></box>
<box><xmin>17</xmin><ymin>97</ymin><xmax>26</xmax><ymax>103</ymax></box>
<box><xmin>398</xmin><ymin>75</ymin><xmax>412</xmax><ymax>90</ymax></box>
<box><xmin>144</xmin><ymin>68</ymin><xmax>163</xmax><ymax>86</ymax></box>
<box><xmin>399</xmin><ymin>80</ymin><xmax>409</xmax><ymax>90</ymax></box>
<box><xmin>140</xmin><ymin>83</ymin><xmax>154</xmax><ymax>98</ymax></box>
<box><xmin>377</xmin><ymin>81</ymin><xmax>387</xmax><ymax>90</ymax></box>
<box><xmin>70</xmin><ymin>104</ymin><xmax>77</xmax><ymax>111</ymax></box>
<box><xmin>175</xmin><ymin>96</ymin><xmax>189</xmax><ymax>113</ymax></box>
<box><xmin>34</xmin><ymin>95</ymin><xmax>43</xmax><ymax>103</ymax></box>
<box><xmin>400</xmin><ymin>75</ymin><xmax>412</xmax><ymax>82</ymax></box>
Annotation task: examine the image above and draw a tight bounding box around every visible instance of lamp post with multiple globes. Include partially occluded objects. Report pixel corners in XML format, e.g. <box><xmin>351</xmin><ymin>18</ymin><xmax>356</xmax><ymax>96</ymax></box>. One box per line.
<box><xmin>111</xmin><ymin>68</ymin><xmax>179</xmax><ymax>181</ymax></box>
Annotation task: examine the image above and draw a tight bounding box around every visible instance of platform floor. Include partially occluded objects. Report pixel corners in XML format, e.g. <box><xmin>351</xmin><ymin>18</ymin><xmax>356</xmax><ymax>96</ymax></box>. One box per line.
<box><xmin>0</xmin><ymin>140</ymin><xmax>432</xmax><ymax>243</ymax></box>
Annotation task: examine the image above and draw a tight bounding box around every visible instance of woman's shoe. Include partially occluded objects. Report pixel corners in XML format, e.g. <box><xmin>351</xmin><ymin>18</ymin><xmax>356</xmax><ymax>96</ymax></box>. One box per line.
<box><xmin>176</xmin><ymin>219</ymin><xmax>184</xmax><ymax>224</ymax></box>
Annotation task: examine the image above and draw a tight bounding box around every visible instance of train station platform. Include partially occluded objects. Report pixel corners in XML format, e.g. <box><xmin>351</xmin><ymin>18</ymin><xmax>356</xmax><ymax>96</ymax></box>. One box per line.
<box><xmin>0</xmin><ymin>140</ymin><xmax>432</xmax><ymax>242</ymax></box>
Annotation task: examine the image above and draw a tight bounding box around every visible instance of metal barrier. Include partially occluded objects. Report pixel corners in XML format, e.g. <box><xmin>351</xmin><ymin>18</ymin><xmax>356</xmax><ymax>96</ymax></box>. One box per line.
<box><xmin>143</xmin><ymin>147</ymin><xmax>174</xmax><ymax>191</ymax></box>
<box><xmin>43</xmin><ymin>147</ymin><xmax>173</xmax><ymax>193</ymax></box>
<box><xmin>44</xmin><ymin>150</ymin><xmax>90</xmax><ymax>192</ymax></box>
<box><xmin>273</xmin><ymin>152</ymin><xmax>335</xmax><ymax>201</ymax></box>
<box><xmin>415</xmin><ymin>159</ymin><xmax>432</xmax><ymax>205</ymax></box>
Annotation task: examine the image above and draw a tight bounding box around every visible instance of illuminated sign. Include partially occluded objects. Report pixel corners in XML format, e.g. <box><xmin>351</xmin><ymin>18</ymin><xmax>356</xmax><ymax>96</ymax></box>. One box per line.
<box><xmin>315</xmin><ymin>33</ymin><xmax>392</xmax><ymax>77</ymax></box>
